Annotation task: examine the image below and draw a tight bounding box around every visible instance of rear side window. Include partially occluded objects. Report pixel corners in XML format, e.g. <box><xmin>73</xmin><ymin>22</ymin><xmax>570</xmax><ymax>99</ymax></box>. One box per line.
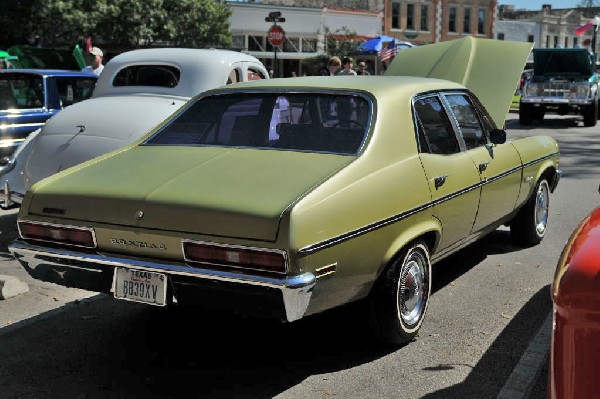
<box><xmin>445</xmin><ymin>94</ymin><xmax>487</xmax><ymax>150</ymax></box>
<box><xmin>145</xmin><ymin>92</ymin><xmax>371</xmax><ymax>155</ymax></box>
<box><xmin>414</xmin><ymin>96</ymin><xmax>460</xmax><ymax>155</ymax></box>
<box><xmin>113</xmin><ymin>65</ymin><xmax>180</xmax><ymax>87</ymax></box>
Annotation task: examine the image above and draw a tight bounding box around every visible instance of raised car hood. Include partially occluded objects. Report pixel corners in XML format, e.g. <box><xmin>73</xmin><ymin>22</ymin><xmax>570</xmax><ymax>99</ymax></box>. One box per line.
<box><xmin>24</xmin><ymin>95</ymin><xmax>186</xmax><ymax>185</ymax></box>
<box><xmin>27</xmin><ymin>146</ymin><xmax>353</xmax><ymax>241</ymax></box>
<box><xmin>385</xmin><ymin>36</ymin><xmax>532</xmax><ymax>128</ymax></box>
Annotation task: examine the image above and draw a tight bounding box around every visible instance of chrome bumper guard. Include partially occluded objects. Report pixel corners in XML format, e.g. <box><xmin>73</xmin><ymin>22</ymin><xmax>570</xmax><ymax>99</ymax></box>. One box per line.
<box><xmin>9</xmin><ymin>240</ymin><xmax>316</xmax><ymax>322</ymax></box>
<box><xmin>1</xmin><ymin>180</ymin><xmax>24</xmax><ymax>209</ymax></box>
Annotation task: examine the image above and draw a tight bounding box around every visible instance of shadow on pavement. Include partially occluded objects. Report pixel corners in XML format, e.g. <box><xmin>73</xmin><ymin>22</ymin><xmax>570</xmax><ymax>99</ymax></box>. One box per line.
<box><xmin>0</xmin><ymin>226</ymin><xmax>533</xmax><ymax>398</ymax></box>
<box><xmin>505</xmin><ymin>116</ymin><xmax>580</xmax><ymax>130</ymax></box>
<box><xmin>422</xmin><ymin>285</ymin><xmax>551</xmax><ymax>399</ymax></box>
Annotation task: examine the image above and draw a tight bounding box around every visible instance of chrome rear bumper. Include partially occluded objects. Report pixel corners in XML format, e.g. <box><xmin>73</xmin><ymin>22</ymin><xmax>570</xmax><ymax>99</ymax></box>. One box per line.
<box><xmin>9</xmin><ymin>240</ymin><xmax>316</xmax><ymax>322</ymax></box>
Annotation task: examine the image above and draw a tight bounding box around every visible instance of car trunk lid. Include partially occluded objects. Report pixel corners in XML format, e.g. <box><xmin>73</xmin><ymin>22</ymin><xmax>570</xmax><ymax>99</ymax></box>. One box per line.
<box><xmin>27</xmin><ymin>146</ymin><xmax>353</xmax><ymax>241</ymax></box>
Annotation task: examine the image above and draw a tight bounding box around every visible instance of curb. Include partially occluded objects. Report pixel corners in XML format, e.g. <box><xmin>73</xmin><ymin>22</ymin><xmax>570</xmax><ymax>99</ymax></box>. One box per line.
<box><xmin>497</xmin><ymin>311</ymin><xmax>552</xmax><ymax>399</ymax></box>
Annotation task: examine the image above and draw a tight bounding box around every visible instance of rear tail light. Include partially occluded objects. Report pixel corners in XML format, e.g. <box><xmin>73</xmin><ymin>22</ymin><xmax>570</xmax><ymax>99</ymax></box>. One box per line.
<box><xmin>183</xmin><ymin>240</ymin><xmax>287</xmax><ymax>274</ymax></box>
<box><xmin>18</xmin><ymin>220</ymin><xmax>96</xmax><ymax>249</ymax></box>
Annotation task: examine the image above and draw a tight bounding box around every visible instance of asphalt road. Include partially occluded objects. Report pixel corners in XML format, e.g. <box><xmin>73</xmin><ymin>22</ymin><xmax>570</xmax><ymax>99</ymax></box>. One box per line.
<box><xmin>0</xmin><ymin>111</ymin><xmax>598</xmax><ymax>398</ymax></box>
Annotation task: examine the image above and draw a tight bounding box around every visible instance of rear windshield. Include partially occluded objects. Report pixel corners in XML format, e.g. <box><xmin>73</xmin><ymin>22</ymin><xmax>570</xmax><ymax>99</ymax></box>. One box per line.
<box><xmin>144</xmin><ymin>92</ymin><xmax>371</xmax><ymax>155</ymax></box>
<box><xmin>0</xmin><ymin>73</ymin><xmax>44</xmax><ymax>110</ymax></box>
<box><xmin>113</xmin><ymin>65</ymin><xmax>180</xmax><ymax>88</ymax></box>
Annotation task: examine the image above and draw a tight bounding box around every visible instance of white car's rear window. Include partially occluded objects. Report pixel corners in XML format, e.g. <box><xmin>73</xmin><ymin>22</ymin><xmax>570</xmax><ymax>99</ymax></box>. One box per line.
<box><xmin>144</xmin><ymin>92</ymin><xmax>371</xmax><ymax>155</ymax></box>
<box><xmin>113</xmin><ymin>65</ymin><xmax>180</xmax><ymax>88</ymax></box>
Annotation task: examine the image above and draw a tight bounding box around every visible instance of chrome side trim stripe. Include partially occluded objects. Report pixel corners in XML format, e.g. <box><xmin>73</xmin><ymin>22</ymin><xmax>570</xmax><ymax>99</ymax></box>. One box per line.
<box><xmin>299</xmin><ymin>152</ymin><xmax>559</xmax><ymax>255</ymax></box>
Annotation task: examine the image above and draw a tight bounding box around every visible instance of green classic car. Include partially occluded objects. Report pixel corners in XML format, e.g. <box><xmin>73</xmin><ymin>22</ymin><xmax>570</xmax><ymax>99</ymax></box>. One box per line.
<box><xmin>9</xmin><ymin>38</ymin><xmax>561</xmax><ymax>346</ymax></box>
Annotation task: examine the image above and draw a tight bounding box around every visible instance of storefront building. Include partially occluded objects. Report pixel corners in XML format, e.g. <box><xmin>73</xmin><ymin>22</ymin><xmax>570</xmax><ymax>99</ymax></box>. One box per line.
<box><xmin>228</xmin><ymin>2</ymin><xmax>382</xmax><ymax>77</ymax></box>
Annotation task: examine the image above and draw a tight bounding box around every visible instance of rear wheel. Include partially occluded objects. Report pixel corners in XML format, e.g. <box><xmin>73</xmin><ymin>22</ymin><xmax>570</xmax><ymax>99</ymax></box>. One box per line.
<box><xmin>368</xmin><ymin>241</ymin><xmax>432</xmax><ymax>346</ymax></box>
<box><xmin>583</xmin><ymin>100</ymin><xmax>598</xmax><ymax>127</ymax></box>
<box><xmin>511</xmin><ymin>178</ymin><xmax>550</xmax><ymax>246</ymax></box>
<box><xmin>519</xmin><ymin>103</ymin><xmax>533</xmax><ymax>125</ymax></box>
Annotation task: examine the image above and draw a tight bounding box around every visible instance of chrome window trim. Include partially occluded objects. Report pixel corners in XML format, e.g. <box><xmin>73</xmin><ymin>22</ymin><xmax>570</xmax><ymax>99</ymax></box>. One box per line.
<box><xmin>181</xmin><ymin>239</ymin><xmax>289</xmax><ymax>274</ymax></box>
<box><xmin>17</xmin><ymin>220</ymin><xmax>97</xmax><ymax>249</ymax></box>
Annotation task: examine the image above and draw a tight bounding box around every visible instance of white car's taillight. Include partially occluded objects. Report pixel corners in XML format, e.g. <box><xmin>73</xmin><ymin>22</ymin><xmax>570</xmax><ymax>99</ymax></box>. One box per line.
<box><xmin>183</xmin><ymin>240</ymin><xmax>287</xmax><ymax>274</ymax></box>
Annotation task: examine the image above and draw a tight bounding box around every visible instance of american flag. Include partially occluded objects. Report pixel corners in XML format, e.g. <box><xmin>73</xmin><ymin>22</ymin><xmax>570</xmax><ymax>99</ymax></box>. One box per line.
<box><xmin>378</xmin><ymin>41</ymin><xmax>397</xmax><ymax>62</ymax></box>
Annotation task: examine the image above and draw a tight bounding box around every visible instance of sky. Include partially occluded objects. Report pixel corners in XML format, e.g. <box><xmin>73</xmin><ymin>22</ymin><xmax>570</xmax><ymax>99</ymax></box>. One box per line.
<box><xmin>498</xmin><ymin>0</ymin><xmax>581</xmax><ymax>10</ymax></box>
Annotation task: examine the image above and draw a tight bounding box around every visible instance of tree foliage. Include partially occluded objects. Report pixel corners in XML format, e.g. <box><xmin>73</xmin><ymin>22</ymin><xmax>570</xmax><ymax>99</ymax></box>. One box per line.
<box><xmin>1</xmin><ymin>0</ymin><xmax>232</xmax><ymax>49</ymax></box>
<box><xmin>323</xmin><ymin>26</ymin><xmax>361</xmax><ymax>59</ymax></box>
<box><xmin>578</xmin><ymin>0</ymin><xmax>600</xmax><ymax>7</ymax></box>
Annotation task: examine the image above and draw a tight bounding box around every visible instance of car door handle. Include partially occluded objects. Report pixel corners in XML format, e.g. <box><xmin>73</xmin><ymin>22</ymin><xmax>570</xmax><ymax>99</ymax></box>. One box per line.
<box><xmin>433</xmin><ymin>175</ymin><xmax>449</xmax><ymax>189</ymax></box>
<box><xmin>478</xmin><ymin>161</ymin><xmax>490</xmax><ymax>173</ymax></box>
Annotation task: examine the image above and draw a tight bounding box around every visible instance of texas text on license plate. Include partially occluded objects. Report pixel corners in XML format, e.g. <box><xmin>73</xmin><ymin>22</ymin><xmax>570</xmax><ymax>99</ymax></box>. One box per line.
<box><xmin>113</xmin><ymin>267</ymin><xmax>167</xmax><ymax>306</ymax></box>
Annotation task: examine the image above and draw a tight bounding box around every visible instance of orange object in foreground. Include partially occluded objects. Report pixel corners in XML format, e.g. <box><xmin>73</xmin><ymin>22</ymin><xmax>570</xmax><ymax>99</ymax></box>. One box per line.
<box><xmin>550</xmin><ymin>206</ymin><xmax>600</xmax><ymax>399</ymax></box>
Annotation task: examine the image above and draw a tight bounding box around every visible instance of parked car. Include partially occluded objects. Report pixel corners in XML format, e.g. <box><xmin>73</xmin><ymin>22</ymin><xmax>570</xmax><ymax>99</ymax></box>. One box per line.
<box><xmin>0</xmin><ymin>69</ymin><xmax>97</xmax><ymax>161</ymax></box>
<box><xmin>9</xmin><ymin>38</ymin><xmax>561</xmax><ymax>346</ymax></box>
<box><xmin>0</xmin><ymin>48</ymin><xmax>268</xmax><ymax>208</ymax></box>
<box><xmin>549</xmin><ymin>194</ymin><xmax>600</xmax><ymax>399</ymax></box>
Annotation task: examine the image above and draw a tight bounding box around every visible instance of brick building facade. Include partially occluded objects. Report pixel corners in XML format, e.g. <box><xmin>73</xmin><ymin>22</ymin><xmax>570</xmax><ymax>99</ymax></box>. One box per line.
<box><xmin>382</xmin><ymin>0</ymin><xmax>497</xmax><ymax>44</ymax></box>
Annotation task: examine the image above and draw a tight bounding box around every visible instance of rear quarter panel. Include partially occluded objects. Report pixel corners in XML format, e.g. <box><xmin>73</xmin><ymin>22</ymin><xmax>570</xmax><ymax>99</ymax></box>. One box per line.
<box><xmin>288</xmin><ymin>89</ymin><xmax>438</xmax><ymax>314</ymax></box>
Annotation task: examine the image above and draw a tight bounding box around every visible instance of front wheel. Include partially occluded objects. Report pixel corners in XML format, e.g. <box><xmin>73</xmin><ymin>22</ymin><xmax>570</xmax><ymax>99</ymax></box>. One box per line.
<box><xmin>368</xmin><ymin>241</ymin><xmax>432</xmax><ymax>346</ymax></box>
<box><xmin>511</xmin><ymin>178</ymin><xmax>550</xmax><ymax>246</ymax></box>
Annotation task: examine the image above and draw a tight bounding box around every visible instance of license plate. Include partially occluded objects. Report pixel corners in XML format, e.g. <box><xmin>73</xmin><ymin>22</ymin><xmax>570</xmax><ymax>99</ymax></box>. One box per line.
<box><xmin>113</xmin><ymin>267</ymin><xmax>167</xmax><ymax>306</ymax></box>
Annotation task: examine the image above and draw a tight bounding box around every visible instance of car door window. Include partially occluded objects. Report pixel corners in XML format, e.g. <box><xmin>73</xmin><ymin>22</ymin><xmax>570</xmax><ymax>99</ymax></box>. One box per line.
<box><xmin>414</xmin><ymin>96</ymin><xmax>460</xmax><ymax>155</ymax></box>
<box><xmin>444</xmin><ymin>94</ymin><xmax>487</xmax><ymax>150</ymax></box>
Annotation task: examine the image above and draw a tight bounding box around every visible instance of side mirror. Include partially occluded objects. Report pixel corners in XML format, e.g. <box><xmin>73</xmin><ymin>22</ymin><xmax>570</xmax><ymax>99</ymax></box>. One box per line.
<box><xmin>489</xmin><ymin>129</ymin><xmax>506</xmax><ymax>145</ymax></box>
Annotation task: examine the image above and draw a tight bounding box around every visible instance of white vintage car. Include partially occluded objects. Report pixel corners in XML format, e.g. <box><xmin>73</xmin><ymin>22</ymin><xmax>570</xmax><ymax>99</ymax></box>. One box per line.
<box><xmin>0</xmin><ymin>48</ymin><xmax>268</xmax><ymax>207</ymax></box>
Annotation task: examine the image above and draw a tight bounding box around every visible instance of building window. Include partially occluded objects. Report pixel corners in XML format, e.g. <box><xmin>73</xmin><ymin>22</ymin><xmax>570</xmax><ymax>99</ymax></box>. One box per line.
<box><xmin>407</xmin><ymin>4</ymin><xmax>415</xmax><ymax>30</ymax></box>
<box><xmin>232</xmin><ymin>35</ymin><xmax>245</xmax><ymax>50</ymax></box>
<box><xmin>449</xmin><ymin>7</ymin><xmax>457</xmax><ymax>33</ymax></box>
<box><xmin>497</xmin><ymin>32</ymin><xmax>505</xmax><ymax>40</ymax></box>
<box><xmin>283</xmin><ymin>37</ymin><xmax>300</xmax><ymax>53</ymax></box>
<box><xmin>477</xmin><ymin>9</ymin><xmax>486</xmax><ymax>34</ymax></box>
<box><xmin>302</xmin><ymin>38</ymin><xmax>317</xmax><ymax>52</ymax></box>
<box><xmin>421</xmin><ymin>5</ymin><xmax>429</xmax><ymax>30</ymax></box>
<box><xmin>554</xmin><ymin>36</ymin><xmax>559</xmax><ymax>48</ymax></box>
<box><xmin>574</xmin><ymin>36</ymin><xmax>579</xmax><ymax>47</ymax></box>
<box><xmin>546</xmin><ymin>35</ymin><xmax>550</xmax><ymax>48</ymax></box>
<box><xmin>564</xmin><ymin>37</ymin><xmax>569</xmax><ymax>48</ymax></box>
<box><xmin>392</xmin><ymin>1</ymin><xmax>401</xmax><ymax>29</ymax></box>
<box><xmin>464</xmin><ymin>8</ymin><xmax>471</xmax><ymax>33</ymax></box>
<box><xmin>248</xmin><ymin>35</ymin><xmax>265</xmax><ymax>52</ymax></box>
<box><xmin>528</xmin><ymin>34</ymin><xmax>534</xmax><ymax>43</ymax></box>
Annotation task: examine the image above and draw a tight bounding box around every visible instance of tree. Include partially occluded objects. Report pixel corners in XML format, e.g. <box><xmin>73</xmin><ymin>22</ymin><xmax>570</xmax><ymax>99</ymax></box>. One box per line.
<box><xmin>578</xmin><ymin>0</ymin><xmax>600</xmax><ymax>7</ymax></box>
<box><xmin>323</xmin><ymin>26</ymin><xmax>361</xmax><ymax>58</ymax></box>
<box><xmin>1</xmin><ymin>0</ymin><xmax>232</xmax><ymax>49</ymax></box>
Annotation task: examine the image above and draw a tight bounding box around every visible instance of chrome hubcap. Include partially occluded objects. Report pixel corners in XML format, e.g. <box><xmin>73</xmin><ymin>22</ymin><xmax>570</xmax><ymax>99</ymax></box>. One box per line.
<box><xmin>399</xmin><ymin>250</ymin><xmax>428</xmax><ymax>326</ymax></box>
<box><xmin>534</xmin><ymin>182</ymin><xmax>549</xmax><ymax>235</ymax></box>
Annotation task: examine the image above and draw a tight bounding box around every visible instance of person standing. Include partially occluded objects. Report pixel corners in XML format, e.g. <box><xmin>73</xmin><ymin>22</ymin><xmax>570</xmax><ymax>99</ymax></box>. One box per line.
<box><xmin>325</xmin><ymin>56</ymin><xmax>342</xmax><ymax>76</ymax></box>
<box><xmin>337</xmin><ymin>57</ymin><xmax>357</xmax><ymax>76</ymax></box>
<box><xmin>82</xmin><ymin>47</ymin><xmax>105</xmax><ymax>76</ymax></box>
<box><xmin>356</xmin><ymin>61</ymin><xmax>370</xmax><ymax>75</ymax></box>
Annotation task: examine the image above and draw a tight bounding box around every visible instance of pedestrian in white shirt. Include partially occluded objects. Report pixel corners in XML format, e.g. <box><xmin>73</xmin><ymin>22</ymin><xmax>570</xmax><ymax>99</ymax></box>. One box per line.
<box><xmin>81</xmin><ymin>47</ymin><xmax>104</xmax><ymax>76</ymax></box>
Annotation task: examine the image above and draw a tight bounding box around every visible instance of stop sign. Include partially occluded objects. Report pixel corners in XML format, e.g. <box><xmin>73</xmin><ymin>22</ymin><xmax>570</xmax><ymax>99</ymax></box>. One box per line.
<box><xmin>268</xmin><ymin>25</ymin><xmax>285</xmax><ymax>47</ymax></box>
